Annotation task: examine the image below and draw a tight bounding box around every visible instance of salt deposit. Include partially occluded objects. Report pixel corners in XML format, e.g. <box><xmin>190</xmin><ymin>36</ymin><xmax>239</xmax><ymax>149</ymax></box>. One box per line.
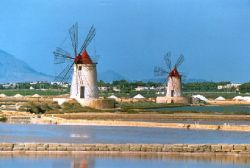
<box><xmin>215</xmin><ymin>96</ymin><xmax>225</xmax><ymax>101</ymax></box>
<box><xmin>108</xmin><ymin>95</ymin><xmax>118</xmax><ymax>99</ymax></box>
<box><xmin>233</xmin><ymin>96</ymin><xmax>244</xmax><ymax>100</ymax></box>
<box><xmin>32</xmin><ymin>94</ymin><xmax>41</xmax><ymax>98</ymax></box>
<box><xmin>242</xmin><ymin>96</ymin><xmax>250</xmax><ymax>102</ymax></box>
<box><xmin>0</xmin><ymin>94</ymin><xmax>7</xmax><ymax>98</ymax></box>
<box><xmin>192</xmin><ymin>95</ymin><xmax>208</xmax><ymax>102</ymax></box>
<box><xmin>14</xmin><ymin>94</ymin><xmax>23</xmax><ymax>98</ymax></box>
<box><xmin>133</xmin><ymin>94</ymin><xmax>145</xmax><ymax>99</ymax></box>
<box><xmin>233</xmin><ymin>96</ymin><xmax>250</xmax><ymax>102</ymax></box>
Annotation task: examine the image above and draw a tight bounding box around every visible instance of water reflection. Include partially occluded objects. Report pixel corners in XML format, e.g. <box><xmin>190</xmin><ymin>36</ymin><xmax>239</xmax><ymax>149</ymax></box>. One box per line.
<box><xmin>71</xmin><ymin>160</ymin><xmax>92</xmax><ymax>168</ymax></box>
<box><xmin>0</xmin><ymin>153</ymin><xmax>250</xmax><ymax>168</ymax></box>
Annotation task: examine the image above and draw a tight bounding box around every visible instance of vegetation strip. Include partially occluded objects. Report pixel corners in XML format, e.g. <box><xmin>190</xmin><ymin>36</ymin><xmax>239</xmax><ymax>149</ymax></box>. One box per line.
<box><xmin>0</xmin><ymin>143</ymin><xmax>250</xmax><ymax>155</ymax></box>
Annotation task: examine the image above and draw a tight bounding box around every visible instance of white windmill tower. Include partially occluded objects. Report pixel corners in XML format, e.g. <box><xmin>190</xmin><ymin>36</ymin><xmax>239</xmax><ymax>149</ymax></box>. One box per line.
<box><xmin>70</xmin><ymin>50</ymin><xmax>98</xmax><ymax>99</ymax></box>
<box><xmin>154</xmin><ymin>52</ymin><xmax>188</xmax><ymax>104</ymax></box>
<box><xmin>53</xmin><ymin>23</ymin><xmax>98</xmax><ymax>102</ymax></box>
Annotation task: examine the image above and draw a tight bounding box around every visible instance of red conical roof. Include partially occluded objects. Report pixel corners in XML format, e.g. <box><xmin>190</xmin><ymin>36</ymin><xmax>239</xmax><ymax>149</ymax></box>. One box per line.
<box><xmin>169</xmin><ymin>67</ymin><xmax>181</xmax><ymax>78</ymax></box>
<box><xmin>74</xmin><ymin>50</ymin><xmax>93</xmax><ymax>64</ymax></box>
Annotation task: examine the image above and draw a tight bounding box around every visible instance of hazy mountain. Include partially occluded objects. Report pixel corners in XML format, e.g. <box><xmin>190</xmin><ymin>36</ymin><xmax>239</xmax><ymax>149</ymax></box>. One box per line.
<box><xmin>98</xmin><ymin>70</ymin><xmax>127</xmax><ymax>83</ymax></box>
<box><xmin>0</xmin><ymin>49</ymin><xmax>53</xmax><ymax>83</ymax></box>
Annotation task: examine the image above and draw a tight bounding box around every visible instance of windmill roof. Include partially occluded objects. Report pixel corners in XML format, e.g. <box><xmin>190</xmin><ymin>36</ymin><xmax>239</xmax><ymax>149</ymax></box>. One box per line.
<box><xmin>74</xmin><ymin>50</ymin><xmax>93</xmax><ymax>64</ymax></box>
<box><xmin>169</xmin><ymin>67</ymin><xmax>180</xmax><ymax>78</ymax></box>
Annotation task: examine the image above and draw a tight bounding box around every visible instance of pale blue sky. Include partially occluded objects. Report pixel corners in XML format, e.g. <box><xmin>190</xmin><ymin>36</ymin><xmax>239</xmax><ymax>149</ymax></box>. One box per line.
<box><xmin>0</xmin><ymin>0</ymin><xmax>250</xmax><ymax>82</ymax></box>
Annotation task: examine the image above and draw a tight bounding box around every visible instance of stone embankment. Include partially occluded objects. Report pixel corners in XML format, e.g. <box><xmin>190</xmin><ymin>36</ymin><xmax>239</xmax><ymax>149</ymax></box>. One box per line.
<box><xmin>0</xmin><ymin>143</ymin><xmax>250</xmax><ymax>155</ymax></box>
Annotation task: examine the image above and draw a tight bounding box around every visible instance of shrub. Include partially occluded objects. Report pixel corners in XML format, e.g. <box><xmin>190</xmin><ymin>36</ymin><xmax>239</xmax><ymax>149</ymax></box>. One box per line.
<box><xmin>0</xmin><ymin>116</ymin><xmax>7</xmax><ymax>122</ymax></box>
<box><xmin>21</xmin><ymin>101</ymin><xmax>61</xmax><ymax>114</ymax></box>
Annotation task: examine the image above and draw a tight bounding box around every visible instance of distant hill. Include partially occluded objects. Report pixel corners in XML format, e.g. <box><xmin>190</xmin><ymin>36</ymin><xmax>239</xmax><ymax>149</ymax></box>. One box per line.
<box><xmin>98</xmin><ymin>70</ymin><xmax>127</xmax><ymax>83</ymax></box>
<box><xmin>0</xmin><ymin>49</ymin><xmax>53</xmax><ymax>83</ymax></box>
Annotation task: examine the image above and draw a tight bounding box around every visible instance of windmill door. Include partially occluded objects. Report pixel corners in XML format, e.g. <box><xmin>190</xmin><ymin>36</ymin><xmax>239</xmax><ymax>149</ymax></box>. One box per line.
<box><xmin>171</xmin><ymin>90</ymin><xmax>174</xmax><ymax>97</ymax></box>
<box><xmin>80</xmin><ymin>86</ymin><xmax>85</xmax><ymax>98</ymax></box>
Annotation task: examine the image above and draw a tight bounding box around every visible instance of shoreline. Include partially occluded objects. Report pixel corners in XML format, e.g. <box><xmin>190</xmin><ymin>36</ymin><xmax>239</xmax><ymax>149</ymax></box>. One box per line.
<box><xmin>46</xmin><ymin>113</ymin><xmax>250</xmax><ymax>121</ymax></box>
<box><xmin>34</xmin><ymin>116</ymin><xmax>250</xmax><ymax>132</ymax></box>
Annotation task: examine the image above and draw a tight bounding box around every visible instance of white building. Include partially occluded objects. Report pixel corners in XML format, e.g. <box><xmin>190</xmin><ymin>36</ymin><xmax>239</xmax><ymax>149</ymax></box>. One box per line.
<box><xmin>217</xmin><ymin>83</ymin><xmax>241</xmax><ymax>91</ymax></box>
<box><xmin>29</xmin><ymin>86</ymin><xmax>35</xmax><ymax>90</ymax></box>
<box><xmin>135</xmin><ymin>86</ymin><xmax>149</xmax><ymax>91</ymax></box>
<box><xmin>98</xmin><ymin>86</ymin><xmax>108</xmax><ymax>91</ymax></box>
<box><xmin>113</xmin><ymin>87</ymin><xmax>121</xmax><ymax>92</ymax></box>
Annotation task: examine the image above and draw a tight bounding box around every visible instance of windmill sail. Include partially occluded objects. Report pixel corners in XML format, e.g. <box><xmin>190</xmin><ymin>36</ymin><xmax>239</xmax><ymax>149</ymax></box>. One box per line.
<box><xmin>164</xmin><ymin>52</ymin><xmax>172</xmax><ymax>72</ymax></box>
<box><xmin>54</xmin><ymin>23</ymin><xmax>99</xmax><ymax>100</ymax></box>
<box><xmin>79</xmin><ymin>25</ymin><xmax>96</xmax><ymax>54</ymax></box>
<box><xmin>53</xmin><ymin>47</ymin><xmax>73</xmax><ymax>64</ymax></box>
<box><xmin>54</xmin><ymin>63</ymin><xmax>74</xmax><ymax>83</ymax></box>
<box><xmin>175</xmin><ymin>54</ymin><xmax>184</xmax><ymax>68</ymax></box>
<box><xmin>69</xmin><ymin>22</ymin><xmax>78</xmax><ymax>56</ymax></box>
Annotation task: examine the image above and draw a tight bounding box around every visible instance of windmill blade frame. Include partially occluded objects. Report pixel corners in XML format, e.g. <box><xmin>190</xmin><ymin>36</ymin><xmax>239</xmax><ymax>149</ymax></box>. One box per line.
<box><xmin>91</xmin><ymin>38</ymin><xmax>99</xmax><ymax>64</ymax></box>
<box><xmin>91</xmin><ymin>54</ymin><xmax>100</xmax><ymax>64</ymax></box>
<box><xmin>175</xmin><ymin>54</ymin><xmax>184</xmax><ymax>68</ymax></box>
<box><xmin>154</xmin><ymin>66</ymin><xmax>168</xmax><ymax>77</ymax></box>
<box><xmin>79</xmin><ymin>25</ymin><xmax>96</xmax><ymax>54</ymax></box>
<box><xmin>164</xmin><ymin>52</ymin><xmax>172</xmax><ymax>72</ymax></box>
<box><xmin>69</xmin><ymin>22</ymin><xmax>78</xmax><ymax>56</ymax></box>
<box><xmin>53</xmin><ymin>47</ymin><xmax>74</xmax><ymax>64</ymax></box>
<box><xmin>54</xmin><ymin>62</ymin><xmax>74</xmax><ymax>83</ymax></box>
<box><xmin>155</xmin><ymin>77</ymin><xmax>167</xmax><ymax>95</ymax></box>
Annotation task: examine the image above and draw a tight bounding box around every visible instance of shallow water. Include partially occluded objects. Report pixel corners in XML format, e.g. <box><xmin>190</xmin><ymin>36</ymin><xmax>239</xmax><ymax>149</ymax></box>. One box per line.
<box><xmin>0</xmin><ymin>123</ymin><xmax>250</xmax><ymax>144</ymax></box>
<box><xmin>0</xmin><ymin>154</ymin><xmax>249</xmax><ymax>168</ymax></box>
<box><xmin>153</xmin><ymin>105</ymin><xmax>250</xmax><ymax>113</ymax></box>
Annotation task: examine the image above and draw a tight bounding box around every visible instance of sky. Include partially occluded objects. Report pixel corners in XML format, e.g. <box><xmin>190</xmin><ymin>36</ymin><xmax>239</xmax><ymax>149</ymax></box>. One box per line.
<box><xmin>0</xmin><ymin>0</ymin><xmax>250</xmax><ymax>82</ymax></box>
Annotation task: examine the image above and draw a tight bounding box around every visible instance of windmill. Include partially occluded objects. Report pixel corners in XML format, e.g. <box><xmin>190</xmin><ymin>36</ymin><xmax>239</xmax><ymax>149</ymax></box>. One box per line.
<box><xmin>154</xmin><ymin>52</ymin><xmax>184</xmax><ymax>98</ymax></box>
<box><xmin>53</xmin><ymin>23</ymin><xmax>98</xmax><ymax>100</ymax></box>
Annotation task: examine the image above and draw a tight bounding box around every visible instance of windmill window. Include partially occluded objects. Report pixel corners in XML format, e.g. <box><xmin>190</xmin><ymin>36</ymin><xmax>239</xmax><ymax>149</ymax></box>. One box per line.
<box><xmin>79</xmin><ymin>66</ymin><xmax>82</xmax><ymax>70</ymax></box>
